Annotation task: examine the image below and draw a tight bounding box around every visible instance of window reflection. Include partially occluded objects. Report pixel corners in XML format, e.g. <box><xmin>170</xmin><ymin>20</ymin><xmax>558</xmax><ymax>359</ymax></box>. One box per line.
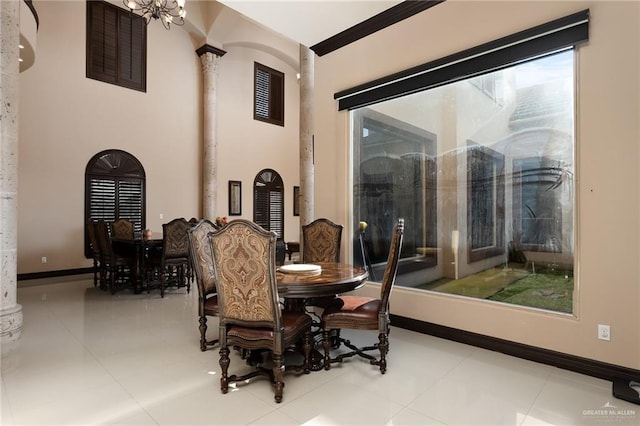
<box><xmin>352</xmin><ymin>50</ymin><xmax>575</xmax><ymax>313</ymax></box>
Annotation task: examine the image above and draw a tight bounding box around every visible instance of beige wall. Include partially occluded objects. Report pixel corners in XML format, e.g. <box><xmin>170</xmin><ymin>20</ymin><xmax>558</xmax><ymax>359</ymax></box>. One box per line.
<box><xmin>314</xmin><ymin>1</ymin><xmax>640</xmax><ymax>368</ymax></box>
<box><xmin>18</xmin><ymin>1</ymin><xmax>300</xmax><ymax>273</ymax></box>
<box><xmin>216</xmin><ymin>44</ymin><xmax>300</xmax><ymax>241</ymax></box>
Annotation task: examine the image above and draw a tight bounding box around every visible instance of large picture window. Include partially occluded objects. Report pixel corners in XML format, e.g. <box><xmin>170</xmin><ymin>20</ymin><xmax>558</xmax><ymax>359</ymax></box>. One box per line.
<box><xmin>347</xmin><ymin>10</ymin><xmax>587</xmax><ymax>314</ymax></box>
<box><xmin>352</xmin><ymin>50</ymin><xmax>576</xmax><ymax>314</ymax></box>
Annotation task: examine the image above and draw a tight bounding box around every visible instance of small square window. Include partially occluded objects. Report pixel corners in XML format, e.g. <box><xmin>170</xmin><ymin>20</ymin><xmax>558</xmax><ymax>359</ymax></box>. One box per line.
<box><xmin>254</xmin><ymin>62</ymin><xmax>284</xmax><ymax>126</ymax></box>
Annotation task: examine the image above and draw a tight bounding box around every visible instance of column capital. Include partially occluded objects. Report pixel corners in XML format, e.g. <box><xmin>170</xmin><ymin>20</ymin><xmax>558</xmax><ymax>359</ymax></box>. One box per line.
<box><xmin>196</xmin><ymin>44</ymin><xmax>227</xmax><ymax>58</ymax></box>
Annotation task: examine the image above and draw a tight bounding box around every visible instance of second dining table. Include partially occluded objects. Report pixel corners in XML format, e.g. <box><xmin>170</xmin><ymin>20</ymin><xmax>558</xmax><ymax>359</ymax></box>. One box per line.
<box><xmin>112</xmin><ymin>232</ymin><xmax>163</xmax><ymax>293</ymax></box>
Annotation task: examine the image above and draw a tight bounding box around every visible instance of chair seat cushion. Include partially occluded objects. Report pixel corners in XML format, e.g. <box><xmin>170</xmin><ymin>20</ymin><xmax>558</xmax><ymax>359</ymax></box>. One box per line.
<box><xmin>322</xmin><ymin>296</ymin><xmax>381</xmax><ymax>329</ymax></box>
<box><xmin>203</xmin><ymin>295</ymin><xmax>219</xmax><ymax>315</ymax></box>
<box><xmin>227</xmin><ymin>312</ymin><xmax>312</xmax><ymax>345</ymax></box>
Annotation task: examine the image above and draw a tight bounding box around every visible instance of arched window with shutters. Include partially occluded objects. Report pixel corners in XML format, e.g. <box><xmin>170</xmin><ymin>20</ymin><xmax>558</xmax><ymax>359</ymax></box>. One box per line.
<box><xmin>84</xmin><ymin>149</ymin><xmax>146</xmax><ymax>257</ymax></box>
<box><xmin>253</xmin><ymin>169</ymin><xmax>284</xmax><ymax>239</ymax></box>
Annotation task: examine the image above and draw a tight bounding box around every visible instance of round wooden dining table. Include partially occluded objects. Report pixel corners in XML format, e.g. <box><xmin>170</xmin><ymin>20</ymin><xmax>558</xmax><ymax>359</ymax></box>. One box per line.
<box><xmin>276</xmin><ymin>262</ymin><xmax>368</xmax><ymax>371</ymax></box>
<box><xmin>276</xmin><ymin>262</ymin><xmax>368</xmax><ymax>299</ymax></box>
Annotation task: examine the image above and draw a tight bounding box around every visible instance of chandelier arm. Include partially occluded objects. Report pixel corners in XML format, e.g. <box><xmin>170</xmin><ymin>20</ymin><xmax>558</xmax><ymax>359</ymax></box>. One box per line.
<box><xmin>124</xmin><ymin>0</ymin><xmax>186</xmax><ymax>29</ymax></box>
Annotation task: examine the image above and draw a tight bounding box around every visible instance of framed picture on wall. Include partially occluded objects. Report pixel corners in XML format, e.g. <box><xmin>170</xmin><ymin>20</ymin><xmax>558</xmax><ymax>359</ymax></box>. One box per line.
<box><xmin>293</xmin><ymin>186</ymin><xmax>300</xmax><ymax>216</ymax></box>
<box><xmin>229</xmin><ymin>180</ymin><xmax>242</xmax><ymax>216</ymax></box>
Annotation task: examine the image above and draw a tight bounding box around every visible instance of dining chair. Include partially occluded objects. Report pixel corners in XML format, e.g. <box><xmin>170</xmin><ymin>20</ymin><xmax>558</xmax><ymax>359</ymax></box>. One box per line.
<box><xmin>188</xmin><ymin>219</ymin><xmax>220</xmax><ymax>351</ymax></box>
<box><xmin>321</xmin><ymin>218</ymin><xmax>404</xmax><ymax>374</ymax></box>
<box><xmin>302</xmin><ymin>218</ymin><xmax>343</xmax><ymax>263</ymax></box>
<box><xmin>302</xmin><ymin>218</ymin><xmax>345</xmax><ymax>331</ymax></box>
<box><xmin>110</xmin><ymin>218</ymin><xmax>138</xmax><ymax>259</ymax></box>
<box><xmin>149</xmin><ymin>218</ymin><xmax>192</xmax><ymax>297</ymax></box>
<box><xmin>111</xmin><ymin>218</ymin><xmax>134</xmax><ymax>239</ymax></box>
<box><xmin>86</xmin><ymin>220</ymin><xmax>101</xmax><ymax>288</ymax></box>
<box><xmin>209</xmin><ymin>219</ymin><xmax>312</xmax><ymax>403</ymax></box>
<box><xmin>95</xmin><ymin>219</ymin><xmax>136</xmax><ymax>294</ymax></box>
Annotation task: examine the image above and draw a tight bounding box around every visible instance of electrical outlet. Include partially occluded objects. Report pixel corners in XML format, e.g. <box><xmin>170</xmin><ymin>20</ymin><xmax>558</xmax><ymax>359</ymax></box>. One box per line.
<box><xmin>598</xmin><ymin>324</ymin><xmax>611</xmax><ymax>341</ymax></box>
<box><xmin>41</xmin><ymin>256</ymin><xmax>47</xmax><ymax>264</ymax></box>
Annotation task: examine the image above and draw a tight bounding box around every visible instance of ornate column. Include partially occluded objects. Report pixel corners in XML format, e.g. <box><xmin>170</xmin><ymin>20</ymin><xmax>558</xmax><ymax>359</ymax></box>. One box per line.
<box><xmin>0</xmin><ymin>0</ymin><xmax>22</xmax><ymax>343</ymax></box>
<box><xmin>196</xmin><ymin>44</ymin><xmax>226</xmax><ymax>221</ymax></box>
<box><xmin>299</xmin><ymin>44</ymin><xmax>314</xmax><ymax>234</ymax></box>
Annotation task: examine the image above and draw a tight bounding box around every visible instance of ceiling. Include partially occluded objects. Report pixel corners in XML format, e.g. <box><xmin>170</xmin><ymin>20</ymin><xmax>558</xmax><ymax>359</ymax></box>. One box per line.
<box><xmin>216</xmin><ymin>0</ymin><xmax>402</xmax><ymax>48</ymax></box>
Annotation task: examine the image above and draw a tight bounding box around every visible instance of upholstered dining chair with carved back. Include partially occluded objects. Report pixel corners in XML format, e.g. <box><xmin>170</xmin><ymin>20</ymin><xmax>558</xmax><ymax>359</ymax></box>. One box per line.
<box><xmin>302</xmin><ymin>218</ymin><xmax>343</xmax><ymax>263</ymax></box>
<box><xmin>185</xmin><ymin>217</ymin><xmax>199</xmax><ymax>285</ymax></box>
<box><xmin>110</xmin><ymin>218</ymin><xmax>137</xmax><ymax>259</ymax></box>
<box><xmin>149</xmin><ymin>218</ymin><xmax>192</xmax><ymax>297</ymax></box>
<box><xmin>111</xmin><ymin>218</ymin><xmax>134</xmax><ymax>239</ymax></box>
<box><xmin>209</xmin><ymin>219</ymin><xmax>312</xmax><ymax>403</ymax></box>
<box><xmin>302</xmin><ymin>218</ymin><xmax>345</xmax><ymax>327</ymax></box>
<box><xmin>95</xmin><ymin>219</ymin><xmax>136</xmax><ymax>294</ymax></box>
<box><xmin>188</xmin><ymin>219</ymin><xmax>220</xmax><ymax>351</ymax></box>
<box><xmin>321</xmin><ymin>218</ymin><xmax>404</xmax><ymax>374</ymax></box>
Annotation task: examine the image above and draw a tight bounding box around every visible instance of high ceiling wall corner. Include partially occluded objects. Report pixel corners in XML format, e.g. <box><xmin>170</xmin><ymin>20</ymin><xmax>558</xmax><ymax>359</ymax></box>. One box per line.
<box><xmin>19</xmin><ymin>0</ymin><xmax>38</xmax><ymax>72</ymax></box>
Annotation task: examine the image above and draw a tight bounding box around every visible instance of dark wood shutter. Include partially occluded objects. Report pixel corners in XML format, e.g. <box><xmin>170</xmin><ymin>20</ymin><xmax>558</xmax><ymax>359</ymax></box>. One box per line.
<box><xmin>118</xmin><ymin>12</ymin><xmax>146</xmax><ymax>90</ymax></box>
<box><xmin>270</xmin><ymin>72</ymin><xmax>284</xmax><ymax>123</ymax></box>
<box><xmin>89</xmin><ymin>178</ymin><xmax>117</xmax><ymax>221</ymax></box>
<box><xmin>269</xmin><ymin>191</ymin><xmax>284</xmax><ymax>237</ymax></box>
<box><xmin>87</xmin><ymin>1</ymin><xmax>118</xmax><ymax>83</ymax></box>
<box><xmin>87</xmin><ymin>178</ymin><xmax>142</xmax><ymax>227</ymax></box>
<box><xmin>254</xmin><ymin>187</ymin><xmax>270</xmax><ymax>230</ymax></box>
<box><xmin>87</xmin><ymin>0</ymin><xmax>146</xmax><ymax>92</ymax></box>
<box><xmin>255</xmin><ymin>68</ymin><xmax>270</xmax><ymax>119</ymax></box>
<box><xmin>117</xmin><ymin>179</ymin><xmax>144</xmax><ymax>233</ymax></box>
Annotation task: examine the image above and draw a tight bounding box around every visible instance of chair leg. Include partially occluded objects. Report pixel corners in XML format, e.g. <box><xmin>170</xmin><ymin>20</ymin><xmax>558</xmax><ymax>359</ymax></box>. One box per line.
<box><xmin>378</xmin><ymin>332</ymin><xmax>389</xmax><ymax>374</ymax></box>
<box><xmin>199</xmin><ymin>315</ymin><xmax>207</xmax><ymax>351</ymax></box>
<box><xmin>219</xmin><ymin>346</ymin><xmax>230</xmax><ymax>394</ymax></box>
<box><xmin>101</xmin><ymin>265</ymin><xmax>109</xmax><ymax>291</ymax></box>
<box><xmin>322</xmin><ymin>329</ymin><xmax>331</xmax><ymax>371</ymax></box>
<box><xmin>109</xmin><ymin>269</ymin><xmax>116</xmax><ymax>295</ymax></box>
<box><xmin>160</xmin><ymin>266</ymin><xmax>165</xmax><ymax>298</ymax></box>
<box><xmin>303</xmin><ymin>330</ymin><xmax>312</xmax><ymax>374</ymax></box>
<box><xmin>92</xmin><ymin>259</ymin><xmax>98</xmax><ymax>287</ymax></box>
<box><xmin>272</xmin><ymin>353</ymin><xmax>285</xmax><ymax>403</ymax></box>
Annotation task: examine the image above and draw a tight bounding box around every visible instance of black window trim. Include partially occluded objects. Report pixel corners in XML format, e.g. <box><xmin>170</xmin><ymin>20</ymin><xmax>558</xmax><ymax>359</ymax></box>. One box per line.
<box><xmin>335</xmin><ymin>9</ymin><xmax>589</xmax><ymax>111</ymax></box>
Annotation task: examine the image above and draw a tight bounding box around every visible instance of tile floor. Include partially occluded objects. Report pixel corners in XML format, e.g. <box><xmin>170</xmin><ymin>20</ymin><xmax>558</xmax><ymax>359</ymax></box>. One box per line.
<box><xmin>2</xmin><ymin>276</ymin><xmax>639</xmax><ymax>425</ymax></box>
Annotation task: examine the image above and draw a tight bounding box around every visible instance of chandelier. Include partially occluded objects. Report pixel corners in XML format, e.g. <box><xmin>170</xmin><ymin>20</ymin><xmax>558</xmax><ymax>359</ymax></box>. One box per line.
<box><xmin>124</xmin><ymin>0</ymin><xmax>187</xmax><ymax>30</ymax></box>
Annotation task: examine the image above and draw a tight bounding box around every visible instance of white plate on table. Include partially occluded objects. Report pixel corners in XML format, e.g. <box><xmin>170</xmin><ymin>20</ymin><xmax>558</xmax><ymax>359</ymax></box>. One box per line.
<box><xmin>279</xmin><ymin>264</ymin><xmax>322</xmax><ymax>275</ymax></box>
